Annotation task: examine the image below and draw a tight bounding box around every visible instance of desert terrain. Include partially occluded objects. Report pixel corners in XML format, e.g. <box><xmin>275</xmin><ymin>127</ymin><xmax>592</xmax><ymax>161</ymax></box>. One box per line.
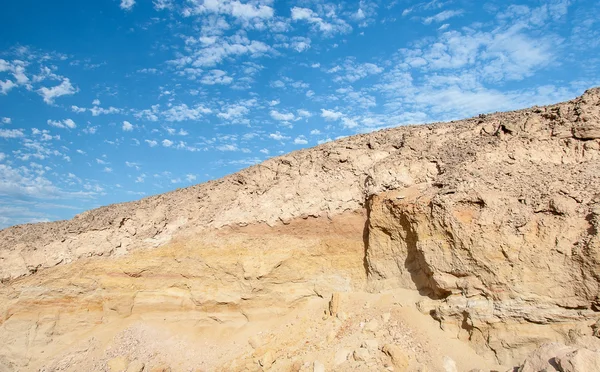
<box><xmin>2</xmin><ymin>88</ymin><xmax>600</xmax><ymax>371</ymax></box>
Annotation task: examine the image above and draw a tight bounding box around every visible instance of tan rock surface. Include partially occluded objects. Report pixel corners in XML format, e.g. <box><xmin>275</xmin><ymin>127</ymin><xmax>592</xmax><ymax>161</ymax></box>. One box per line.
<box><xmin>1</xmin><ymin>88</ymin><xmax>600</xmax><ymax>371</ymax></box>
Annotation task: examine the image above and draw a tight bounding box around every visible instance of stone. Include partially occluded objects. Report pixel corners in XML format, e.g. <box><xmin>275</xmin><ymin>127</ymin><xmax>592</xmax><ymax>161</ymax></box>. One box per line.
<box><xmin>556</xmin><ymin>348</ymin><xmax>600</xmax><ymax>372</ymax></box>
<box><xmin>126</xmin><ymin>360</ymin><xmax>145</xmax><ymax>372</ymax></box>
<box><xmin>353</xmin><ymin>348</ymin><xmax>371</xmax><ymax>362</ymax></box>
<box><xmin>313</xmin><ymin>360</ymin><xmax>325</xmax><ymax>372</ymax></box>
<box><xmin>259</xmin><ymin>350</ymin><xmax>275</xmax><ymax>368</ymax></box>
<box><xmin>481</xmin><ymin>123</ymin><xmax>498</xmax><ymax>135</ymax></box>
<box><xmin>363</xmin><ymin>319</ymin><xmax>379</xmax><ymax>333</ymax></box>
<box><xmin>334</xmin><ymin>349</ymin><xmax>351</xmax><ymax>366</ymax></box>
<box><xmin>518</xmin><ymin>343</ymin><xmax>576</xmax><ymax>372</ymax></box>
<box><xmin>573</xmin><ymin>124</ymin><xmax>600</xmax><ymax>139</ymax></box>
<box><xmin>523</xmin><ymin>116</ymin><xmax>543</xmax><ymax>133</ymax></box>
<box><xmin>329</xmin><ymin>293</ymin><xmax>340</xmax><ymax>317</ymax></box>
<box><xmin>382</xmin><ymin>344</ymin><xmax>409</xmax><ymax>370</ymax></box>
<box><xmin>571</xmin><ymin>335</ymin><xmax>600</xmax><ymax>352</ymax></box>
<box><xmin>107</xmin><ymin>356</ymin><xmax>129</xmax><ymax>372</ymax></box>
<box><xmin>290</xmin><ymin>360</ymin><xmax>303</xmax><ymax>372</ymax></box>
<box><xmin>442</xmin><ymin>356</ymin><xmax>457</xmax><ymax>372</ymax></box>
<box><xmin>382</xmin><ymin>313</ymin><xmax>391</xmax><ymax>323</ymax></box>
<box><xmin>248</xmin><ymin>336</ymin><xmax>260</xmax><ymax>349</ymax></box>
<box><xmin>361</xmin><ymin>340</ymin><xmax>378</xmax><ymax>350</ymax></box>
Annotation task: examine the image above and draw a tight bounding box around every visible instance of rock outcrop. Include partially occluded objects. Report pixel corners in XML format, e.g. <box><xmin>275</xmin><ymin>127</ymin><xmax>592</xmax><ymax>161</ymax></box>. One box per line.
<box><xmin>1</xmin><ymin>88</ymin><xmax>600</xmax><ymax>371</ymax></box>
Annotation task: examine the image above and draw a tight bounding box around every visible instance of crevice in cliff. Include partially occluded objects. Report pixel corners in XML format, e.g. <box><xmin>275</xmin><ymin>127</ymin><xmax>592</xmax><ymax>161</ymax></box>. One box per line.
<box><xmin>362</xmin><ymin>197</ymin><xmax>372</xmax><ymax>280</ymax></box>
<box><xmin>395</xmin><ymin>207</ymin><xmax>448</xmax><ymax>300</ymax></box>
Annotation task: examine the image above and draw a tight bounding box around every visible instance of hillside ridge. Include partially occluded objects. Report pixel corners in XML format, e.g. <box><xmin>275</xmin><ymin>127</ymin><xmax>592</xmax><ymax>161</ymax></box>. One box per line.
<box><xmin>2</xmin><ymin>87</ymin><xmax>598</xmax><ymax>284</ymax></box>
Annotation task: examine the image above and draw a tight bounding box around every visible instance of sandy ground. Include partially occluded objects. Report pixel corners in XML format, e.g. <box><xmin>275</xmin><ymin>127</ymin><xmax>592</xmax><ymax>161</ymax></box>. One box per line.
<box><xmin>33</xmin><ymin>289</ymin><xmax>508</xmax><ymax>372</ymax></box>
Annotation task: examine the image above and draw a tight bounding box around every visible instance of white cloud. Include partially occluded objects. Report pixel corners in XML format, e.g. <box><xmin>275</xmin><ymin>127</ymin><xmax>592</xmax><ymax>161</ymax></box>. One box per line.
<box><xmin>259</xmin><ymin>148</ymin><xmax>269</xmax><ymax>154</ymax></box>
<box><xmin>230</xmin><ymin>1</ymin><xmax>274</xmax><ymax>19</ymax></box>
<box><xmin>162</xmin><ymin>139</ymin><xmax>174</xmax><ymax>147</ymax></box>
<box><xmin>11</xmin><ymin>65</ymin><xmax>29</xmax><ymax>86</ymax></box>
<box><xmin>394</xmin><ymin>24</ymin><xmax>556</xmax><ymax>83</ymax></box>
<box><xmin>71</xmin><ymin>105</ymin><xmax>86</xmax><ymax>113</ymax></box>
<box><xmin>310</xmin><ymin>129</ymin><xmax>321</xmax><ymax>135</ymax></box>
<box><xmin>162</xmin><ymin>104</ymin><xmax>211</xmax><ymax>121</ymax></box>
<box><xmin>125</xmin><ymin>161</ymin><xmax>141</xmax><ymax>170</ymax></box>
<box><xmin>0</xmin><ymin>79</ymin><xmax>17</xmax><ymax>95</ymax></box>
<box><xmin>341</xmin><ymin>117</ymin><xmax>359</xmax><ymax>128</ymax></box>
<box><xmin>120</xmin><ymin>0</ymin><xmax>135</xmax><ymax>11</ymax></box>
<box><xmin>320</xmin><ymin>109</ymin><xmax>344</xmax><ymax>121</ymax></box>
<box><xmin>103</xmin><ymin>167</ymin><xmax>113</xmax><ymax>173</ymax></box>
<box><xmin>269</xmin><ymin>99</ymin><xmax>280</xmax><ymax>106</ymax></box>
<box><xmin>424</xmin><ymin>10</ymin><xmax>464</xmax><ymax>25</ymax></box>
<box><xmin>0</xmin><ymin>59</ymin><xmax>9</xmax><ymax>72</ymax></box>
<box><xmin>201</xmin><ymin>69</ymin><xmax>233</xmax><ymax>85</ymax></box>
<box><xmin>297</xmin><ymin>109</ymin><xmax>312</xmax><ymax>118</ymax></box>
<box><xmin>186</xmin><ymin>174</ymin><xmax>197</xmax><ymax>182</ymax></box>
<box><xmin>185</xmin><ymin>0</ymin><xmax>274</xmax><ymax>20</ymax></box>
<box><xmin>268</xmin><ymin>131</ymin><xmax>290</xmax><ymax>141</ymax></box>
<box><xmin>291</xmin><ymin>6</ymin><xmax>352</xmax><ymax>35</ymax></box>
<box><xmin>271</xmin><ymin>80</ymin><xmax>285</xmax><ymax>88</ymax></box>
<box><xmin>290</xmin><ymin>37</ymin><xmax>312</xmax><ymax>52</ymax></box>
<box><xmin>328</xmin><ymin>59</ymin><xmax>384</xmax><ymax>82</ymax></box>
<box><xmin>37</xmin><ymin>78</ymin><xmax>77</xmax><ymax>104</ymax></box>
<box><xmin>47</xmin><ymin>119</ymin><xmax>76</xmax><ymax>129</ymax></box>
<box><xmin>92</xmin><ymin>99</ymin><xmax>101</xmax><ymax>105</ymax></box>
<box><xmin>145</xmin><ymin>139</ymin><xmax>158</xmax><ymax>147</ymax></box>
<box><xmin>90</xmin><ymin>106</ymin><xmax>120</xmax><ymax>116</ymax></box>
<box><xmin>270</xmin><ymin>110</ymin><xmax>295</xmax><ymax>121</ymax></box>
<box><xmin>218</xmin><ymin>104</ymin><xmax>249</xmax><ymax>120</ymax></box>
<box><xmin>294</xmin><ymin>135</ymin><xmax>308</xmax><ymax>145</ymax></box>
<box><xmin>31</xmin><ymin>128</ymin><xmax>60</xmax><ymax>141</ymax></box>
<box><xmin>122</xmin><ymin>121</ymin><xmax>134</xmax><ymax>131</ymax></box>
<box><xmin>0</xmin><ymin>129</ymin><xmax>25</xmax><ymax>138</ymax></box>
<box><xmin>134</xmin><ymin>104</ymin><xmax>160</xmax><ymax>121</ymax></box>
<box><xmin>0</xmin><ymin>153</ymin><xmax>5</xmax><ymax>162</ymax></box>
<box><xmin>217</xmin><ymin>144</ymin><xmax>239</xmax><ymax>151</ymax></box>
<box><xmin>153</xmin><ymin>0</ymin><xmax>173</xmax><ymax>11</ymax></box>
<box><xmin>1</xmin><ymin>117</ymin><xmax>11</xmax><ymax>124</ymax></box>
<box><xmin>83</xmin><ymin>125</ymin><xmax>98</xmax><ymax>134</ymax></box>
<box><xmin>169</xmin><ymin>34</ymin><xmax>272</xmax><ymax>69</ymax></box>
<box><xmin>0</xmin><ymin>163</ymin><xmax>94</xmax><ymax>200</ymax></box>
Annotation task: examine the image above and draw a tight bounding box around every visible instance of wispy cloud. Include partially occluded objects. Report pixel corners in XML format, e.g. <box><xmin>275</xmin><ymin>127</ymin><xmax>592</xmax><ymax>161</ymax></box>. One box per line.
<box><xmin>423</xmin><ymin>10</ymin><xmax>464</xmax><ymax>25</ymax></box>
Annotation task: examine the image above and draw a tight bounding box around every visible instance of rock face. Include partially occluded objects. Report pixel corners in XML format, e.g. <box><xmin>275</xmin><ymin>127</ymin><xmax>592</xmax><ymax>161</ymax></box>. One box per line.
<box><xmin>1</xmin><ymin>88</ymin><xmax>600</xmax><ymax>371</ymax></box>
<box><xmin>365</xmin><ymin>88</ymin><xmax>600</xmax><ymax>364</ymax></box>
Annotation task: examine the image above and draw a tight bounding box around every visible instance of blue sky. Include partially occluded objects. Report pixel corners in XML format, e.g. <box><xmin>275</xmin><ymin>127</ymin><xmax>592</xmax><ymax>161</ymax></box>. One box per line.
<box><xmin>0</xmin><ymin>0</ymin><xmax>599</xmax><ymax>228</ymax></box>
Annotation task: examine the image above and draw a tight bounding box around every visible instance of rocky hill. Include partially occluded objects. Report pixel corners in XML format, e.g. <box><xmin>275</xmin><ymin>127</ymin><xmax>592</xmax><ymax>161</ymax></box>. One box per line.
<box><xmin>1</xmin><ymin>88</ymin><xmax>600</xmax><ymax>371</ymax></box>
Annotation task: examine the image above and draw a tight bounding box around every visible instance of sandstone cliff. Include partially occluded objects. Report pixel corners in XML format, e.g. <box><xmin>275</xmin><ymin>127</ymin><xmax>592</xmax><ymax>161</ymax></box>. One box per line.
<box><xmin>1</xmin><ymin>88</ymin><xmax>600</xmax><ymax>371</ymax></box>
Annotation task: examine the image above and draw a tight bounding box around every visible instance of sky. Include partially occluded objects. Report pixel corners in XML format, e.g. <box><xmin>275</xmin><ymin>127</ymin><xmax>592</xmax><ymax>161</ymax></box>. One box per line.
<box><xmin>0</xmin><ymin>0</ymin><xmax>599</xmax><ymax>229</ymax></box>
